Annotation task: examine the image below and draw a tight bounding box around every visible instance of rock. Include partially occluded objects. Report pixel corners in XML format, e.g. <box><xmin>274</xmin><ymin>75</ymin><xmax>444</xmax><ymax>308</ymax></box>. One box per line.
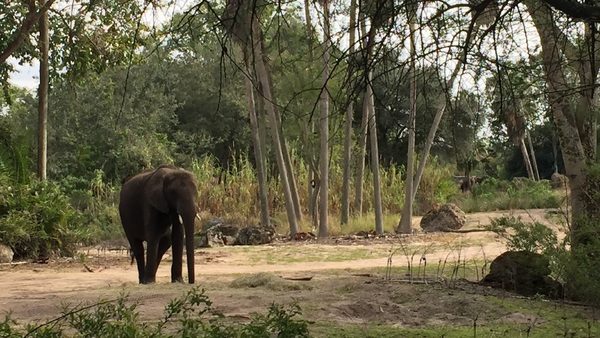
<box><xmin>420</xmin><ymin>203</ymin><xmax>466</xmax><ymax>232</ymax></box>
<box><xmin>0</xmin><ymin>244</ymin><xmax>13</xmax><ymax>263</ymax></box>
<box><xmin>481</xmin><ymin>251</ymin><xmax>562</xmax><ymax>299</ymax></box>
<box><xmin>550</xmin><ymin>172</ymin><xmax>568</xmax><ymax>189</ymax></box>
<box><xmin>236</xmin><ymin>226</ymin><xmax>276</xmax><ymax>245</ymax></box>
<box><xmin>195</xmin><ymin>228</ymin><xmax>224</xmax><ymax>248</ymax></box>
<box><xmin>196</xmin><ymin>218</ymin><xmax>241</xmax><ymax>248</ymax></box>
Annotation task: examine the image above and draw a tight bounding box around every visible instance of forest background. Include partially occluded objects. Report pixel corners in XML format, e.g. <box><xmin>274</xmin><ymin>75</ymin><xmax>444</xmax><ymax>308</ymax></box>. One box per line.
<box><xmin>1</xmin><ymin>0</ymin><xmax>598</xmax><ymax>301</ymax></box>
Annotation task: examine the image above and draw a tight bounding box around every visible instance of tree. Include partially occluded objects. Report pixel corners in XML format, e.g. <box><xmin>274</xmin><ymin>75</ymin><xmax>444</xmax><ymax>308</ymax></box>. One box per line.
<box><xmin>522</xmin><ymin>0</ymin><xmax>599</xmax><ymax>248</ymax></box>
<box><xmin>37</xmin><ymin>1</ymin><xmax>49</xmax><ymax>181</ymax></box>
<box><xmin>341</xmin><ymin>0</ymin><xmax>358</xmax><ymax>225</ymax></box>
<box><xmin>222</xmin><ymin>0</ymin><xmax>300</xmax><ymax>235</ymax></box>
<box><xmin>317</xmin><ymin>0</ymin><xmax>331</xmax><ymax>237</ymax></box>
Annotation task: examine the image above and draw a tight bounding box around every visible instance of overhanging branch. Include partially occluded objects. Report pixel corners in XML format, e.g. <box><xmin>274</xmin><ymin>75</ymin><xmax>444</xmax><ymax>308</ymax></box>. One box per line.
<box><xmin>541</xmin><ymin>0</ymin><xmax>600</xmax><ymax>21</ymax></box>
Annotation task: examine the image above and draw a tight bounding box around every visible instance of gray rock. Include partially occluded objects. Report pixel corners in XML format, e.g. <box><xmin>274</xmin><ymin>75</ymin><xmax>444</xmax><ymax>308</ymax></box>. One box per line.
<box><xmin>195</xmin><ymin>228</ymin><xmax>225</xmax><ymax>248</ymax></box>
<box><xmin>0</xmin><ymin>244</ymin><xmax>14</xmax><ymax>263</ymax></box>
<box><xmin>236</xmin><ymin>226</ymin><xmax>276</xmax><ymax>245</ymax></box>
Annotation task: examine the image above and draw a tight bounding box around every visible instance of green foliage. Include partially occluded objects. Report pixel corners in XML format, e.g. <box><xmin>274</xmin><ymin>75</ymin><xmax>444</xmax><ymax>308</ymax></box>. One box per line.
<box><xmin>0</xmin><ymin>178</ymin><xmax>85</xmax><ymax>258</ymax></box>
<box><xmin>486</xmin><ymin>215</ymin><xmax>569</xmax><ymax>279</ymax></box>
<box><xmin>487</xmin><ymin>216</ymin><xmax>559</xmax><ymax>254</ymax></box>
<box><xmin>0</xmin><ymin>287</ymin><xmax>310</xmax><ymax>338</ymax></box>
<box><xmin>457</xmin><ymin>177</ymin><xmax>562</xmax><ymax>212</ymax></box>
<box><xmin>57</xmin><ymin>170</ymin><xmax>123</xmax><ymax>243</ymax></box>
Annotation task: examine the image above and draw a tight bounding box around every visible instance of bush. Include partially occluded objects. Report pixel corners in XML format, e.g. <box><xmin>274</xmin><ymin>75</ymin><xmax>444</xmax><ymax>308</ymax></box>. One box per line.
<box><xmin>486</xmin><ymin>216</ymin><xmax>569</xmax><ymax>280</ymax></box>
<box><xmin>457</xmin><ymin>177</ymin><xmax>563</xmax><ymax>212</ymax></box>
<box><xmin>0</xmin><ymin>178</ymin><xmax>84</xmax><ymax>258</ymax></box>
<box><xmin>58</xmin><ymin>171</ymin><xmax>123</xmax><ymax>243</ymax></box>
<box><xmin>0</xmin><ymin>287</ymin><xmax>311</xmax><ymax>338</ymax></box>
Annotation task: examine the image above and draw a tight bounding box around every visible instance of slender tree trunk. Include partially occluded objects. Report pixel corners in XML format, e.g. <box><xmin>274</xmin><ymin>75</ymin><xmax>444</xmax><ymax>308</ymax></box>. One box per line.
<box><xmin>366</xmin><ymin>72</ymin><xmax>383</xmax><ymax>234</ymax></box>
<box><xmin>527</xmin><ymin>131</ymin><xmax>540</xmax><ymax>180</ymax></box>
<box><xmin>37</xmin><ymin>5</ymin><xmax>49</xmax><ymax>181</ymax></box>
<box><xmin>243</xmin><ymin>61</ymin><xmax>270</xmax><ymax>227</ymax></box>
<box><xmin>341</xmin><ymin>0</ymin><xmax>357</xmax><ymax>225</ymax></box>
<box><xmin>253</xmin><ymin>34</ymin><xmax>299</xmax><ymax>234</ymax></box>
<box><xmin>318</xmin><ymin>0</ymin><xmax>330</xmax><ymax>237</ymax></box>
<box><xmin>411</xmin><ymin>104</ymin><xmax>446</xmax><ymax>201</ymax></box>
<box><xmin>353</xmin><ymin>12</ymin><xmax>370</xmax><ymax>217</ymax></box>
<box><xmin>263</xmin><ymin>56</ymin><xmax>303</xmax><ymax>221</ymax></box>
<box><xmin>304</xmin><ymin>0</ymin><xmax>317</xmax><ymax>226</ymax></box>
<box><xmin>398</xmin><ymin>11</ymin><xmax>417</xmax><ymax>234</ymax></box>
<box><xmin>519</xmin><ymin>137</ymin><xmax>535</xmax><ymax>179</ymax></box>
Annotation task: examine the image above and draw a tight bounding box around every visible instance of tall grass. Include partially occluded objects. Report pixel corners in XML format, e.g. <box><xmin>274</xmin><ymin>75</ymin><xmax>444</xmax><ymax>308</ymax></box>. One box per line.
<box><xmin>191</xmin><ymin>153</ymin><xmax>457</xmax><ymax>229</ymax></box>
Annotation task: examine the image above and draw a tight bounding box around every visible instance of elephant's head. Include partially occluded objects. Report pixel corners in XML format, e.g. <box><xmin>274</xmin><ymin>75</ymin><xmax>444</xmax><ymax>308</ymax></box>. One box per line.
<box><xmin>146</xmin><ymin>166</ymin><xmax>198</xmax><ymax>283</ymax></box>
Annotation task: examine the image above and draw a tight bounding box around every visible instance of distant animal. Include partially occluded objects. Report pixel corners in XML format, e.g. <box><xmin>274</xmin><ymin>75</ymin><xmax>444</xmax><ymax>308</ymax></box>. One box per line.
<box><xmin>119</xmin><ymin>164</ymin><xmax>198</xmax><ymax>284</ymax></box>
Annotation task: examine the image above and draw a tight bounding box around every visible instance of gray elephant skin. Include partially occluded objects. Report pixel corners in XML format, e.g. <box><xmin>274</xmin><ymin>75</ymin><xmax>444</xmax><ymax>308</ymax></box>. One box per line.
<box><xmin>119</xmin><ymin>165</ymin><xmax>198</xmax><ymax>284</ymax></box>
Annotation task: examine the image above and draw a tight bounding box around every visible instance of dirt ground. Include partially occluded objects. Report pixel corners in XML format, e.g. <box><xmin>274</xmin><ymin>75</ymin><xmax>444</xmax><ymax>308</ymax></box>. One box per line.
<box><xmin>0</xmin><ymin>209</ymin><xmax>584</xmax><ymax>333</ymax></box>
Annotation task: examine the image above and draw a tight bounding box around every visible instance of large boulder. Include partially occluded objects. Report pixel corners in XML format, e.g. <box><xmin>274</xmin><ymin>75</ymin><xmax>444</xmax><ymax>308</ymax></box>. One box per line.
<box><xmin>420</xmin><ymin>203</ymin><xmax>466</xmax><ymax>232</ymax></box>
<box><xmin>196</xmin><ymin>218</ymin><xmax>240</xmax><ymax>248</ymax></box>
<box><xmin>481</xmin><ymin>251</ymin><xmax>563</xmax><ymax>299</ymax></box>
<box><xmin>0</xmin><ymin>244</ymin><xmax>13</xmax><ymax>263</ymax></box>
<box><xmin>236</xmin><ymin>226</ymin><xmax>276</xmax><ymax>245</ymax></box>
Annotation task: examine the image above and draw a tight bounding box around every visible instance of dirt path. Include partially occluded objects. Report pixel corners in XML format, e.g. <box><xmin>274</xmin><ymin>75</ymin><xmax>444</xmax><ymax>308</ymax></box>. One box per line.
<box><xmin>0</xmin><ymin>209</ymin><xmax>566</xmax><ymax>326</ymax></box>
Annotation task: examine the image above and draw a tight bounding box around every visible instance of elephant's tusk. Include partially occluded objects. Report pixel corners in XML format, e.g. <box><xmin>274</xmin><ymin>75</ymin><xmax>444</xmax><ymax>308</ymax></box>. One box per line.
<box><xmin>179</xmin><ymin>215</ymin><xmax>184</xmax><ymax>224</ymax></box>
<box><xmin>195</xmin><ymin>214</ymin><xmax>201</xmax><ymax>220</ymax></box>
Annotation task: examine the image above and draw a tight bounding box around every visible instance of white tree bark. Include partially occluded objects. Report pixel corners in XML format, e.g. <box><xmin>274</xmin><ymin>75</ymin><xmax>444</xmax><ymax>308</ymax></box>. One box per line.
<box><xmin>318</xmin><ymin>0</ymin><xmax>331</xmax><ymax>237</ymax></box>
<box><xmin>341</xmin><ymin>0</ymin><xmax>357</xmax><ymax>225</ymax></box>
<box><xmin>37</xmin><ymin>4</ymin><xmax>49</xmax><ymax>181</ymax></box>
<box><xmin>398</xmin><ymin>11</ymin><xmax>418</xmax><ymax>234</ymax></box>
<box><xmin>242</xmin><ymin>62</ymin><xmax>270</xmax><ymax>227</ymax></box>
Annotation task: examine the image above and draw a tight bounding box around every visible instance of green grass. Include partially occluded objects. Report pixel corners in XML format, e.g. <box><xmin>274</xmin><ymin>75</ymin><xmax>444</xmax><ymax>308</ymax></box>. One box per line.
<box><xmin>311</xmin><ymin>322</ymin><xmax>599</xmax><ymax>338</ymax></box>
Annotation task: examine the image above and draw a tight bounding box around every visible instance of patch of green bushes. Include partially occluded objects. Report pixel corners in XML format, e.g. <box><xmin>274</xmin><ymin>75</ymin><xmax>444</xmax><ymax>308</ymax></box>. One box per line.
<box><xmin>0</xmin><ymin>287</ymin><xmax>310</xmax><ymax>338</ymax></box>
<box><xmin>0</xmin><ymin>178</ymin><xmax>83</xmax><ymax>258</ymax></box>
<box><xmin>457</xmin><ymin>177</ymin><xmax>563</xmax><ymax>212</ymax></box>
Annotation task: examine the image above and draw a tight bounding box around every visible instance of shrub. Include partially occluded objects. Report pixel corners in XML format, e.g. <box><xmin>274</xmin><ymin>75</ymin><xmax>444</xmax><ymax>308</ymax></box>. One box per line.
<box><xmin>457</xmin><ymin>177</ymin><xmax>563</xmax><ymax>212</ymax></box>
<box><xmin>1</xmin><ymin>287</ymin><xmax>311</xmax><ymax>338</ymax></box>
<box><xmin>486</xmin><ymin>216</ymin><xmax>569</xmax><ymax>281</ymax></box>
<box><xmin>0</xmin><ymin>178</ymin><xmax>84</xmax><ymax>258</ymax></box>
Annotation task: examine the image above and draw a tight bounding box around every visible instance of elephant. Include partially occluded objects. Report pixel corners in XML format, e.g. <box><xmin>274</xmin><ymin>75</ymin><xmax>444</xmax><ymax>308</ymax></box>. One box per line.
<box><xmin>119</xmin><ymin>164</ymin><xmax>198</xmax><ymax>284</ymax></box>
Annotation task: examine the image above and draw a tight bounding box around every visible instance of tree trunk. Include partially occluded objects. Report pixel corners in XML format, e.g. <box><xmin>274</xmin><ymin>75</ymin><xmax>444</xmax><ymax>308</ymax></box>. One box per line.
<box><xmin>37</xmin><ymin>5</ymin><xmax>49</xmax><ymax>181</ymax></box>
<box><xmin>411</xmin><ymin>103</ymin><xmax>446</xmax><ymax>201</ymax></box>
<box><xmin>317</xmin><ymin>0</ymin><xmax>331</xmax><ymax>237</ymax></box>
<box><xmin>341</xmin><ymin>0</ymin><xmax>357</xmax><ymax>225</ymax></box>
<box><xmin>353</xmin><ymin>11</ymin><xmax>370</xmax><ymax>217</ymax></box>
<box><xmin>366</xmin><ymin>72</ymin><xmax>384</xmax><ymax>234</ymax></box>
<box><xmin>520</xmin><ymin>137</ymin><xmax>535</xmax><ymax>180</ymax></box>
<box><xmin>304</xmin><ymin>0</ymin><xmax>317</xmax><ymax>227</ymax></box>
<box><xmin>527</xmin><ymin>131</ymin><xmax>540</xmax><ymax>180</ymax></box>
<box><xmin>0</xmin><ymin>0</ymin><xmax>56</xmax><ymax>64</ymax></box>
<box><xmin>243</xmin><ymin>61</ymin><xmax>270</xmax><ymax>227</ymax></box>
<box><xmin>524</xmin><ymin>0</ymin><xmax>594</xmax><ymax>250</ymax></box>
<box><xmin>262</xmin><ymin>55</ymin><xmax>303</xmax><ymax>222</ymax></box>
<box><xmin>221</xmin><ymin>0</ymin><xmax>298</xmax><ymax>234</ymax></box>
<box><xmin>398</xmin><ymin>11</ymin><xmax>418</xmax><ymax>234</ymax></box>
<box><xmin>253</xmin><ymin>35</ymin><xmax>299</xmax><ymax>234</ymax></box>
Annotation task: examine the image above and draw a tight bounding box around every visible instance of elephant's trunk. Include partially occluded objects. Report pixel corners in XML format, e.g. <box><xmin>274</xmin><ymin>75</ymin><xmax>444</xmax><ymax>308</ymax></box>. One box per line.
<box><xmin>184</xmin><ymin>214</ymin><xmax>196</xmax><ymax>284</ymax></box>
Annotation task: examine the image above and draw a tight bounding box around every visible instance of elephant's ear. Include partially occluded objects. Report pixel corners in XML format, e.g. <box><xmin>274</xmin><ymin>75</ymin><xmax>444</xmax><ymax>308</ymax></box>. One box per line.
<box><xmin>146</xmin><ymin>170</ymin><xmax>170</xmax><ymax>214</ymax></box>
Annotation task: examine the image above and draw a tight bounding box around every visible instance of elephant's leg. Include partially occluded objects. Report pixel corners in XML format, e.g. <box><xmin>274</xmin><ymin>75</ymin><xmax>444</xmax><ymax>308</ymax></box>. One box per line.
<box><xmin>129</xmin><ymin>239</ymin><xmax>146</xmax><ymax>284</ymax></box>
<box><xmin>170</xmin><ymin>217</ymin><xmax>184</xmax><ymax>283</ymax></box>
<box><xmin>156</xmin><ymin>232</ymin><xmax>172</xmax><ymax>275</ymax></box>
<box><xmin>144</xmin><ymin>214</ymin><xmax>170</xmax><ymax>284</ymax></box>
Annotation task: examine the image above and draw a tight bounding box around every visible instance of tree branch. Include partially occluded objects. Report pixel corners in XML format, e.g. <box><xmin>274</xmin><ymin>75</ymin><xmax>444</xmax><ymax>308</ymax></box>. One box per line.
<box><xmin>541</xmin><ymin>0</ymin><xmax>600</xmax><ymax>21</ymax></box>
<box><xmin>0</xmin><ymin>0</ymin><xmax>57</xmax><ymax>64</ymax></box>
